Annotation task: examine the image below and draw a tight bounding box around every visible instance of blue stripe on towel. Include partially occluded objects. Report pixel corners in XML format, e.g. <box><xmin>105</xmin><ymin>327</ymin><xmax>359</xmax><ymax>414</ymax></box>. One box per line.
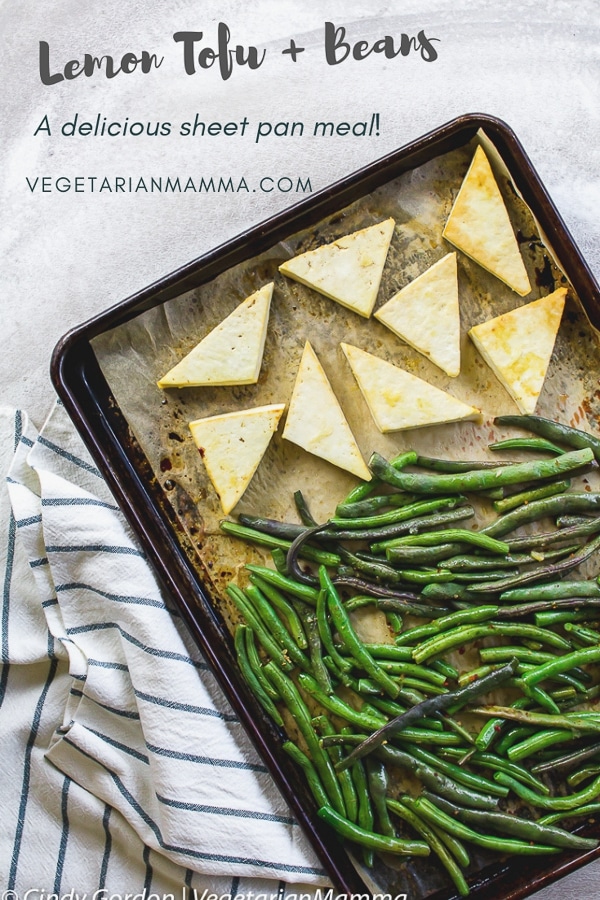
<box><xmin>65</xmin><ymin>737</ymin><xmax>327</xmax><ymax>878</ymax></box>
<box><xmin>9</xmin><ymin>659</ymin><xmax>59</xmax><ymax>888</ymax></box>
<box><xmin>54</xmin><ymin>775</ymin><xmax>71</xmax><ymax>892</ymax></box>
<box><xmin>146</xmin><ymin>743</ymin><xmax>268</xmax><ymax>773</ymax></box>
<box><xmin>133</xmin><ymin>688</ymin><xmax>237</xmax><ymax>722</ymax></box>
<box><xmin>56</xmin><ymin>583</ymin><xmax>171</xmax><ymax>612</ymax></box>
<box><xmin>64</xmin><ymin>622</ymin><xmax>207</xmax><ymax>669</ymax></box>
<box><xmin>37</xmin><ymin>435</ymin><xmax>102</xmax><ymax>478</ymax></box>
<box><xmin>156</xmin><ymin>795</ymin><xmax>296</xmax><ymax>826</ymax></box>
<box><xmin>100</xmin><ymin>804</ymin><xmax>112</xmax><ymax>886</ymax></box>
<box><xmin>48</xmin><ymin>544</ymin><xmax>146</xmax><ymax>558</ymax></box>
<box><xmin>43</xmin><ymin>497</ymin><xmax>119</xmax><ymax>511</ymax></box>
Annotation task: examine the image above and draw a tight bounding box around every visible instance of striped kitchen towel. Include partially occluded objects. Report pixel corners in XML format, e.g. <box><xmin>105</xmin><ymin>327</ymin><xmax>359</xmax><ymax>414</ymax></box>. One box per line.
<box><xmin>2</xmin><ymin>401</ymin><xmax>328</xmax><ymax>888</ymax></box>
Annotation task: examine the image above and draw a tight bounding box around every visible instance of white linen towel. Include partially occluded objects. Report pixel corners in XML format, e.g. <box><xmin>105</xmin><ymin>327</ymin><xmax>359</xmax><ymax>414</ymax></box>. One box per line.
<box><xmin>2</xmin><ymin>400</ymin><xmax>328</xmax><ymax>889</ymax></box>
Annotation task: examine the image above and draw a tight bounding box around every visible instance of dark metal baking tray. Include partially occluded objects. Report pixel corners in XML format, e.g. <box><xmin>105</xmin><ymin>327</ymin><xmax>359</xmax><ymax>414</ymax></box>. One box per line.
<box><xmin>51</xmin><ymin>113</ymin><xmax>600</xmax><ymax>900</ymax></box>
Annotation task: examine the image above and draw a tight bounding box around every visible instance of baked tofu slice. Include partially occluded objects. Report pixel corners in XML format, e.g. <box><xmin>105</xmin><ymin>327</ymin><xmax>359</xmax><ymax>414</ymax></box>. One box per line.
<box><xmin>468</xmin><ymin>288</ymin><xmax>567</xmax><ymax>415</ymax></box>
<box><xmin>157</xmin><ymin>282</ymin><xmax>273</xmax><ymax>388</ymax></box>
<box><xmin>375</xmin><ymin>252</ymin><xmax>461</xmax><ymax>377</ymax></box>
<box><xmin>443</xmin><ymin>146</ymin><xmax>531</xmax><ymax>297</ymax></box>
<box><xmin>282</xmin><ymin>342</ymin><xmax>371</xmax><ymax>480</ymax></box>
<box><xmin>189</xmin><ymin>403</ymin><xmax>285</xmax><ymax>514</ymax></box>
<box><xmin>341</xmin><ymin>343</ymin><xmax>481</xmax><ymax>433</ymax></box>
<box><xmin>278</xmin><ymin>219</ymin><xmax>395</xmax><ymax>318</ymax></box>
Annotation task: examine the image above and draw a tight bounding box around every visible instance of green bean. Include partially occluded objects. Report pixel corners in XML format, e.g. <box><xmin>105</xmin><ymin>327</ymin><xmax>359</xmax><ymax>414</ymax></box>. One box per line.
<box><xmin>226</xmin><ymin>585</ymin><xmax>294</xmax><ymax>671</ymax></box>
<box><xmin>316</xmin><ymin>584</ymin><xmax>353</xmax><ymax>678</ymax></box>
<box><xmin>380</xmin><ymin>543</ymin><xmax>466</xmax><ymax>566</ymax></box>
<box><xmin>293</xmin><ymin>489</ymin><xmax>318</xmax><ymax>527</ymax></box>
<box><xmin>282</xmin><ymin>741</ymin><xmax>329</xmax><ymax>807</ymax></box>
<box><xmin>264</xmin><ymin>661</ymin><xmax>346</xmax><ymax>816</ymax></box>
<box><xmin>373</xmin><ymin>661</ymin><xmax>448</xmax><ymax>686</ymax></box>
<box><xmin>335</xmin><ymin>546</ymin><xmax>408</xmax><ymax>585</ymax></box>
<box><xmin>492</xmin><ymin>479</ymin><xmax>571</xmax><ymax>513</ymax></box>
<box><xmin>413</xmin><ymin>622</ymin><xmax>570</xmax><ymax>664</ymax></box>
<box><xmin>245</xmin><ymin>584</ymin><xmax>311</xmax><ymax>671</ymax></box>
<box><xmin>312</xmin><ymin>716</ymin><xmax>358</xmax><ymax>823</ymax></box>
<box><xmin>237</xmin><ymin>514</ymin><xmax>305</xmax><ymax>540</ymax></box>
<box><xmin>399</xmin><ymin>743</ymin><xmax>508</xmax><ymax>798</ymax></box>
<box><xmin>495</xmin><ymin>597</ymin><xmax>600</xmax><ymax>621</ymax></box>
<box><xmin>369</xmin><ymin>447</ymin><xmax>593</xmax><ymax>496</ymax></box>
<box><xmin>489</xmin><ymin>437</ymin><xmax>566</xmax><ymax>455</ymax></box>
<box><xmin>483</xmin><ymin>492</ymin><xmax>600</xmax><ymax>538</ymax></box>
<box><xmin>494</xmin><ymin>770</ymin><xmax>600</xmax><ymax>811</ymax></box>
<box><xmin>297</xmin><ymin>672</ymin><xmax>385</xmax><ymax>731</ymax></box>
<box><xmin>359</xmin><ymin>642</ymin><xmax>415</xmax><ymax>661</ymax></box>
<box><xmin>494</xmin><ymin>413</ymin><xmax>600</xmax><ymax>462</ymax></box>
<box><xmin>535</xmin><ymin>609</ymin><xmax>600</xmax><ymax>627</ymax></box>
<box><xmin>348</xmin><ymin>755</ymin><xmax>375</xmax><ymax>867</ymax></box>
<box><xmin>440</xmin><ymin>552</ymin><xmax>539</xmax><ymax>571</ymax></box>
<box><xmin>472</xmin><ymin>705</ymin><xmax>600</xmax><ymax>735</ymax></box>
<box><xmin>568</xmin><ymin>765</ymin><xmax>600</xmax><ymax>788</ymax></box>
<box><xmin>413</xmin><ymin>796</ymin><xmax>558</xmax><ymax>854</ymax></box>
<box><xmin>440</xmin><ymin>747</ymin><xmax>550</xmax><ymax>794</ymax></box>
<box><xmin>320</xmin><ymin>566</ymin><xmax>400</xmax><ymax>698</ymax></box>
<box><xmin>458</xmin><ymin>666</ymin><xmax>494</xmax><ymax>687</ymax></box>
<box><xmin>422</xmin><ymin>792</ymin><xmax>598</xmax><ymax>851</ymax></box>
<box><xmin>385</xmin><ymin>529</ymin><xmax>510</xmax><ymax>556</ymax></box>
<box><xmin>564</xmin><ymin>622</ymin><xmax>600</xmax><ymax>645</ymax></box>
<box><xmin>507</xmin><ymin>729</ymin><xmax>576</xmax><ymax>762</ymax></box>
<box><xmin>340</xmin><ymin>479</ymin><xmax>377</xmax><ymax>507</ymax></box>
<box><xmin>501</xmin><ymin>580</ymin><xmax>600</xmax><ymax>602</ymax></box>
<box><xmin>317</xmin><ymin>804</ymin><xmax>430</xmax><ymax>856</ymax></box>
<box><xmin>466</xmin><ymin>533</ymin><xmax>600</xmax><ymax>594</ymax></box>
<box><xmin>293</xmin><ymin>602</ymin><xmax>333</xmax><ymax>694</ymax></box>
<box><xmin>248</xmin><ymin>573</ymin><xmax>307</xmax><ymax>648</ymax></box>
<box><xmin>421</xmin><ymin>582</ymin><xmax>482</xmax><ymax>603</ymax></box>
<box><xmin>451</xmin><ymin>569</ymin><xmax>520</xmax><ymax>583</ymax></box>
<box><xmin>234</xmin><ymin>625</ymin><xmax>284</xmax><ymax>725</ymax></box>
<box><xmin>387</xmin><ymin>798</ymin><xmax>470</xmax><ymax>897</ymax></box>
<box><xmin>539</xmin><ymin>803</ymin><xmax>600</xmax><ymax>826</ymax></box>
<box><xmin>432</xmin><ymin>658</ymin><xmax>459</xmax><ymax>681</ymax></box>
<box><xmin>474</xmin><ymin>696</ymin><xmax>530</xmax><ymax>751</ymax></box>
<box><xmin>521</xmin><ymin>644</ymin><xmax>600</xmax><ymax>688</ymax></box>
<box><xmin>531</xmin><ymin>743</ymin><xmax>600</xmax><ymax>774</ymax></box>
<box><xmin>245</xmin><ymin>564</ymin><xmax>320</xmax><ymax>603</ymax></box>
<box><xmin>321</xmin><ymin>506</ymin><xmax>477</xmax><ymax>543</ymax></box>
<box><xmin>337</xmin><ymin>451</ymin><xmax>419</xmax><ymax>510</ymax></box>
<box><xmin>365</xmin><ymin>758</ymin><xmax>395</xmax><ymax>837</ymax></box>
<box><xmin>387</xmin><ymin>568</ymin><xmax>458</xmax><ymax>585</ymax></box>
<box><xmin>415</xmin><ymin>454</ymin><xmax>518</xmax><ymax>472</ymax></box>
<box><xmin>385</xmin><ymin>611</ymin><xmax>403</xmax><ymax>634</ymax></box>
<box><xmin>335</xmin><ymin>492</ymin><xmax>418</xmax><ymax>518</ymax></box>
<box><xmin>271</xmin><ymin>547</ymin><xmax>288</xmax><ymax>574</ymax></box>
<box><xmin>329</xmin><ymin>495</ymin><xmax>467</xmax><ymax>531</ymax></box>
<box><xmin>243</xmin><ymin>626</ymin><xmax>279</xmax><ymax>699</ymax></box>
<box><xmin>479</xmin><ymin>647</ymin><xmax>590</xmax><ymax>685</ymax></box>
<box><xmin>341</xmin><ymin>586</ymin><xmax>446</xmax><ymax>618</ymax></box>
<box><xmin>376</xmin><ymin>744</ymin><xmax>499</xmax><ymax>810</ymax></box>
<box><xmin>396</xmin><ymin>605</ymin><xmax>500</xmax><ymax>646</ymax></box>
<box><xmin>335</xmin><ymin>660</ymin><xmax>518</xmax><ymax>770</ymax></box>
<box><xmin>221</xmin><ymin>520</ymin><xmax>340</xmax><ymax>566</ymax></box>
<box><xmin>346</xmin><ymin>505</ymin><xmax>475</xmax><ymax>554</ymax></box>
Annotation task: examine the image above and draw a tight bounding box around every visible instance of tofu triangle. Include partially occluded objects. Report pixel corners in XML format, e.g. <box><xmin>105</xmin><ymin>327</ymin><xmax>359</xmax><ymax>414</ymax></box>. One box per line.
<box><xmin>158</xmin><ymin>282</ymin><xmax>273</xmax><ymax>388</ymax></box>
<box><xmin>468</xmin><ymin>288</ymin><xmax>567</xmax><ymax>415</ymax></box>
<box><xmin>443</xmin><ymin>146</ymin><xmax>531</xmax><ymax>296</ymax></box>
<box><xmin>279</xmin><ymin>219</ymin><xmax>395</xmax><ymax>318</ymax></box>
<box><xmin>375</xmin><ymin>252</ymin><xmax>460</xmax><ymax>376</ymax></box>
<box><xmin>189</xmin><ymin>403</ymin><xmax>285</xmax><ymax>514</ymax></box>
<box><xmin>282</xmin><ymin>342</ymin><xmax>371</xmax><ymax>480</ymax></box>
<box><xmin>341</xmin><ymin>343</ymin><xmax>481</xmax><ymax>433</ymax></box>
